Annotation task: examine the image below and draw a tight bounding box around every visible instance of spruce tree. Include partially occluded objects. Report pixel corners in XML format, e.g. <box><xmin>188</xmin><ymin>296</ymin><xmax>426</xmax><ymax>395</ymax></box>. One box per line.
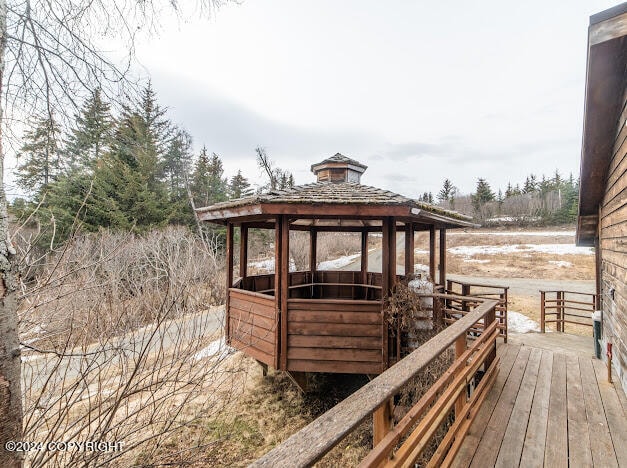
<box><xmin>16</xmin><ymin>115</ymin><xmax>62</xmax><ymax>193</ymax></box>
<box><xmin>229</xmin><ymin>170</ymin><xmax>253</xmax><ymax>199</ymax></box>
<box><xmin>523</xmin><ymin>174</ymin><xmax>538</xmax><ymax>193</ymax></box>
<box><xmin>64</xmin><ymin>88</ymin><xmax>113</xmax><ymax>172</ymax></box>
<box><xmin>437</xmin><ymin>179</ymin><xmax>453</xmax><ymax>203</ymax></box>
<box><xmin>191</xmin><ymin>148</ymin><xmax>228</xmax><ymax>206</ymax></box>
<box><xmin>471</xmin><ymin>178</ymin><xmax>495</xmax><ymax>212</ymax></box>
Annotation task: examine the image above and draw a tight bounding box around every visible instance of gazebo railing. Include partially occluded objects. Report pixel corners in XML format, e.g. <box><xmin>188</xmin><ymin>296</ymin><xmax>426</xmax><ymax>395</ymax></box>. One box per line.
<box><xmin>250</xmin><ymin>296</ymin><xmax>499</xmax><ymax>467</ymax></box>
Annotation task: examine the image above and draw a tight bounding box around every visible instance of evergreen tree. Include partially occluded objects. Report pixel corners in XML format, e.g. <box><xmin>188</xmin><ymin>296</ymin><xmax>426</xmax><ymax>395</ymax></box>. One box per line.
<box><xmin>229</xmin><ymin>170</ymin><xmax>253</xmax><ymax>199</ymax></box>
<box><xmin>191</xmin><ymin>147</ymin><xmax>228</xmax><ymax>206</ymax></box>
<box><xmin>437</xmin><ymin>179</ymin><xmax>453</xmax><ymax>203</ymax></box>
<box><xmin>523</xmin><ymin>174</ymin><xmax>538</xmax><ymax>193</ymax></box>
<box><xmin>16</xmin><ymin>115</ymin><xmax>62</xmax><ymax>193</ymax></box>
<box><xmin>163</xmin><ymin>128</ymin><xmax>193</xmax><ymax>200</ymax></box>
<box><xmin>471</xmin><ymin>178</ymin><xmax>495</xmax><ymax>212</ymax></box>
<box><xmin>64</xmin><ymin>88</ymin><xmax>113</xmax><ymax>172</ymax></box>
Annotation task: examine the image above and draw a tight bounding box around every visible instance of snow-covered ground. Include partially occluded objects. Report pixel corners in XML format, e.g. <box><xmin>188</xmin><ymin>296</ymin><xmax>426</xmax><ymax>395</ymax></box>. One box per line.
<box><xmin>249</xmin><ymin>258</ymin><xmax>297</xmax><ymax>272</ymax></box>
<box><xmin>507</xmin><ymin>311</ymin><xmax>541</xmax><ymax>333</ymax></box>
<box><xmin>194</xmin><ymin>337</ymin><xmax>235</xmax><ymax>361</ymax></box>
<box><xmin>449</xmin><ymin>244</ymin><xmax>593</xmax><ymax>256</ymax></box>
<box><xmin>318</xmin><ymin>253</ymin><xmax>361</xmax><ymax>270</ymax></box>
<box><xmin>449</xmin><ymin>230</ymin><xmax>575</xmax><ymax>237</ymax></box>
<box><xmin>548</xmin><ymin>260</ymin><xmax>573</xmax><ymax>267</ymax></box>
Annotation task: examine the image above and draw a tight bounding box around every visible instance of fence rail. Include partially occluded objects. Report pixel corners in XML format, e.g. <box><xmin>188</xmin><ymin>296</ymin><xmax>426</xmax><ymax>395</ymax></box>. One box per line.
<box><xmin>251</xmin><ymin>296</ymin><xmax>499</xmax><ymax>468</ymax></box>
<box><xmin>540</xmin><ymin>290</ymin><xmax>596</xmax><ymax>333</ymax></box>
<box><xmin>446</xmin><ymin>280</ymin><xmax>508</xmax><ymax>342</ymax></box>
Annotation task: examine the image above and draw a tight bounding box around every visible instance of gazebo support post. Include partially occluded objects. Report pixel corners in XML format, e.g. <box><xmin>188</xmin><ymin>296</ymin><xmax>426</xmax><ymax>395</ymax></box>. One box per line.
<box><xmin>439</xmin><ymin>228</ymin><xmax>447</xmax><ymax>286</ymax></box>
<box><xmin>280</xmin><ymin>216</ymin><xmax>290</xmax><ymax>370</ymax></box>
<box><xmin>429</xmin><ymin>226</ymin><xmax>436</xmax><ymax>283</ymax></box>
<box><xmin>309</xmin><ymin>228</ymin><xmax>317</xmax><ymax>275</ymax></box>
<box><xmin>225</xmin><ymin>222</ymin><xmax>234</xmax><ymax>344</ymax></box>
<box><xmin>239</xmin><ymin>224</ymin><xmax>248</xmax><ymax>279</ymax></box>
<box><xmin>274</xmin><ymin>218</ymin><xmax>282</xmax><ymax>369</ymax></box>
<box><xmin>361</xmin><ymin>230</ymin><xmax>368</xmax><ymax>296</ymax></box>
<box><xmin>404</xmin><ymin>223</ymin><xmax>414</xmax><ymax>276</ymax></box>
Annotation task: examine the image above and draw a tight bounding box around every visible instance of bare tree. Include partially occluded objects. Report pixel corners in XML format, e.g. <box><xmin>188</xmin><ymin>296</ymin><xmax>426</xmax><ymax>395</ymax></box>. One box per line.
<box><xmin>0</xmin><ymin>1</ymin><xmax>226</xmax><ymax>465</ymax></box>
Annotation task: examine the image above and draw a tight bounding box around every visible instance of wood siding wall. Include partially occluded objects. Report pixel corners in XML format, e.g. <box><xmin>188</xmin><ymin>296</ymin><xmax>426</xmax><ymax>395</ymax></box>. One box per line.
<box><xmin>286</xmin><ymin>299</ymin><xmax>385</xmax><ymax>374</ymax></box>
<box><xmin>600</xmin><ymin>84</ymin><xmax>627</xmax><ymax>392</ymax></box>
<box><xmin>228</xmin><ymin>288</ymin><xmax>278</xmax><ymax>367</ymax></box>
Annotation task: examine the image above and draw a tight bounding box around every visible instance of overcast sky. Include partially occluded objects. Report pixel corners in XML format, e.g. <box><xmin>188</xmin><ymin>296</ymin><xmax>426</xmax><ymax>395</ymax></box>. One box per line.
<box><xmin>23</xmin><ymin>0</ymin><xmax>621</xmax><ymax>199</ymax></box>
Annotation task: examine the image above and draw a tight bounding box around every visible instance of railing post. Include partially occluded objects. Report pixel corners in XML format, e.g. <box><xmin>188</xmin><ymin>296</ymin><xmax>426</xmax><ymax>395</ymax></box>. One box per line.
<box><xmin>557</xmin><ymin>291</ymin><xmax>564</xmax><ymax>333</ymax></box>
<box><xmin>455</xmin><ymin>335</ymin><xmax>467</xmax><ymax>418</ymax></box>
<box><xmin>373</xmin><ymin>399</ymin><xmax>393</xmax><ymax>446</ymax></box>
<box><xmin>540</xmin><ymin>291</ymin><xmax>545</xmax><ymax>333</ymax></box>
<box><xmin>485</xmin><ymin>304</ymin><xmax>496</xmax><ymax>368</ymax></box>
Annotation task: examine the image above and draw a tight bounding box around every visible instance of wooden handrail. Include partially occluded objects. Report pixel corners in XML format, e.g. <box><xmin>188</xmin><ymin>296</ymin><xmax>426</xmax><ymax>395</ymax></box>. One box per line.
<box><xmin>250</xmin><ymin>298</ymin><xmax>499</xmax><ymax>468</ymax></box>
<box><xmin>447</xmin><ymin>279</ymin><xmax>509</xmax><ymax>290</ymax></box>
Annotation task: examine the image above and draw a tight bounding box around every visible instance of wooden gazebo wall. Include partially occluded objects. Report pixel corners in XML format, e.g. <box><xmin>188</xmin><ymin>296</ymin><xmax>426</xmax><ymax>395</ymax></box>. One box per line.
<box><xmin>224</xmin><ymin>215</ymin><xmax>449</xmax><ymax>373</ymax></box>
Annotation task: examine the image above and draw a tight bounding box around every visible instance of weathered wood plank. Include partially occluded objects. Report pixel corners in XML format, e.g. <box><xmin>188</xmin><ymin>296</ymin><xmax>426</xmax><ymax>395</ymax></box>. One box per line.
<box><xmin>592</xmin><ymin>358</ymin><xmax>627</xmax><ymax>467</ymax></box>
<box><xmin>287</xmin><ymin>299</ymin><xmax>382</xmax><ymax>310</ymax></box>
<box><xmin>287</xmin><ymin>359</ymin><xmax>383</xmax><ymax>374</ymax></box>
<box><xmin>565</xmin><ymin>355</ymin><xmax>592</xmax><ymax>467</ymax></box>
<box><xmin>287</xmin><ymin>335</ymin><xmax>382</xmax><ymax>350</ymax></box>
<box><xmin>230</xmin><ymin>320</ymin><xmax>276</xmax><ymax>346</ymax></box>
<box><xmin>544</xmin><ymin>353</ymin><xmax>568</xmax><ymax>468</ymax></box>
<box><xmin>229</xmin><ymin>307</ymin><xmax>275</xmax><ymax>330</ymax></box>
<box><xmin>494</xmin><ymin>347</ymin><xmax>542</xmax><ymax>468</ymax></box>
<box><xmin>452</xmin><ymin>344</ymin><xmax>521</xmax><ymax>468</ymax></box>
<box><xmin>579</xmin><ymin>358</ymin><xmax>619</xmax><ymax>467</ymax></box>
<box><xmin>468</xmin><ymin>346</ymin><xmax>531</xmax><ymax>468</ymax></box>
<box><xmin>288</xmin><ymin>310</ymin><xmax>381</xmax><ymax>324</ymax></box>
<box><xmin>287</xmin><ymin>322</ymin><xmax>381</xmax><ymax>337</ymax></box>
<box><xmin>287</xmin><ymin>347</ymin><xmax>382</xmax><ymax>362</ymax></box>
<box><xmin>519</xmin><ymin>349</ymin><xmax>553</xmax><ymax>468</ymax></box>
<box><xmin>231</xmin><ymin>337</ymin><xmax>273</xmax><ymax>365</ymax></box>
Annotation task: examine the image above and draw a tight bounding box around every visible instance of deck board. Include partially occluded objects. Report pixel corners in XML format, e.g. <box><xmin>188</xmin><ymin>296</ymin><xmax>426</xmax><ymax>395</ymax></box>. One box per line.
<box><xmin>453</xmin><ymin>334</ymin><xmax>627</xmax><ymax>467</ymax></box>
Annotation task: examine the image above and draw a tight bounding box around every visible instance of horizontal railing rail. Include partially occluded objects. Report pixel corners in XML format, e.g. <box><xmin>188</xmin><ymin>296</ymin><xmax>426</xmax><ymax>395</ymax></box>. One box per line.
<box><xmin>447</xmin><ymin>279</ymin><xmax>508</xmax><ymax>342</ymax></box>
<box><xmin>250</xmin><ymin>296</ymin><xmax>499</xmax><ymax>468</ymax></box>
<box><xmin>540</xmin><ymin>290</ymin><xmax>596</xmax><ymax>333</ymax></box>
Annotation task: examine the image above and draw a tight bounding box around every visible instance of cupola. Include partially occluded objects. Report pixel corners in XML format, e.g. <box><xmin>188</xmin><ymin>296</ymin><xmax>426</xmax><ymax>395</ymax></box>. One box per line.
<box><xmin>310</xmin><ymin>153</ymin><xmax>368</xmax><ymax>183</ymax></box>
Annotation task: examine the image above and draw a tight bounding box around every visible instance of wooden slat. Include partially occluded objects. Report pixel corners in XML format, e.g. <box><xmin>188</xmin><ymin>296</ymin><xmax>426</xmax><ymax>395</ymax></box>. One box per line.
<box><xmin>229</xmin><ymin>289</ymin><xmax>276</xmax><ymax>306</ymax></box>
<box><xmin>494</xmin><ymin>347</ymin><xmax>542</xmax><ymax>468</ymax></box>
<box><xmin>287</xmin><ymin>299</ymin><xmax>381</xmax><ymax>310</ymax></box>
<box><xmin>544</xmin><ymin>353</ymin><xmax>568</xmax><ymax>468</ymax></box>
<box><xmin>519</xmin><ymin>349</ymin><xmax>553</xmax><ymax>468</ymax></box>
<box><xmin>229</xmin><ymin>307</ymin><xmax>275</xmax><ymax>331</ymax></box>
<box><xmin>288</xmin><ymin>310</ymin><xmax>381</xmax><ymax>324</ymax></box>
<box><xmin>230</xmin><ymin>320</ymin><xmax>276</xmax><ymax>346</ymax></box>
<box><xmin>452</xmin><ymin>344</ymin><xmax>521</xmax><ymax>468</ymax></box>
<box><xmin>565</xmin><ymin>355</ymin><xmax>592</xmax><ymax>467</ymax></box>
<box><xmin>592</xmin><ymin>359</ymin><xmax>627</xmax><ymax>467</ymax></box>
<box><xmin>287</xmin><ymin>359</ymin><xmax>383</xmax><ymax>374</ymax></box>
<box><xmin>229</xmin><ymin>298</ymin><xmax>276</xmax><ymax>319</ymax></box>
<box><xmin>579</xmin><ymin>358</ymin><xmax>619</xmax><ymax>467</ymax></box>
<box><xmin>287</xmin><ymin>322</ymin><xmax>381</xmax><ymax>337</ymax></box>
<box><xmin>468</xmin><ymin>347</ymin><xmax>531</xmax><ymax>468</ymax></box>
<box><xmin>287</xmin><ymin>335</ymin><xmax>382</xmax><ymax>350</ymax></box>
<box><xmin>287</xmin><ymin>347</ymin><xmax>382</xmax><ymax>362</ymax></box>
<box><xmin>231</xmin><ymin>337</ymin><xmax>273</xmax><ymax>365</ymax></box>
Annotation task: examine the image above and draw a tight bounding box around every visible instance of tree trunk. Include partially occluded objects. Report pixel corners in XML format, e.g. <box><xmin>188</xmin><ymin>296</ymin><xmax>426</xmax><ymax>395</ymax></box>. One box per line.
<box><xmin>0</xmin><ymin>0</ymin><xmax>23</xmax><ymax>465</ymax></box>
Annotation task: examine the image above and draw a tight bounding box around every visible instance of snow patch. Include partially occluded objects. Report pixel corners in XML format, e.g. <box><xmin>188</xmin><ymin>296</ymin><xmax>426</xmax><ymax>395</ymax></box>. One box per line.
<box><xmin>250</xmin><ymin>258</ymin><xmax>296</xmax><ymax>272</ymax></box>
<box><xmin>464</xmin><ymin>259</ymin><xmax>491</xmax><ymax>264</ymax></box>
<box><xmin>508</xmin><ymin>311</ymin><xmax>541</xmax><ymax>333</ymax></box>
<box><xmin>414</xmin><ymin>249</ymin><xmax>429</xmax><ymax>255</ymax></box>
<box><xmin>318</xmin><ymin>253</ymin><xmax>361</xmax><ymax>270</ymax></box>
<box><xmin>548</xmin><ymin>260</ymin><xmax>572</xmax><ymax>267</ymax></box>
<box><xmin>449</xmin><ymin>244</ymin><xmax>593</xmax><ymax>257</ymax></box>
<box><xmin>449</xmin><ymin>231</ymin><xmax>575</xmax><ymax>237</ymax></box>
<box><xmin>194</xmin><ymin>338</ymin><xmax>234</xmax><ymax>361</ymax></box>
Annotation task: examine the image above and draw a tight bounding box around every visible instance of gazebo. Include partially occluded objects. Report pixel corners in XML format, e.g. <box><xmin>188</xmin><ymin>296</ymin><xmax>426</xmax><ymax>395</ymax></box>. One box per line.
<box><xmin>196</xmin><ymin>154</ymin><xmax>474</xmax><ymax>377</ymax></box>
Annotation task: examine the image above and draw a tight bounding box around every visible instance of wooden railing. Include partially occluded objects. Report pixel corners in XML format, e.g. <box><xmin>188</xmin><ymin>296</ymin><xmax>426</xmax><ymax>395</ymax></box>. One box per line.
<box><xmin>540</xmin><ymin>290</ymin><xmax>596</xmax><ymax>333</ymax></box>
<box><xmin>446</xmin><ymin>280</ymin><xmax>508</xmax><ymax>342</ymax></box>
<box><xmin>250</xmin><ymin>296</ymin><xmax>499</xmax><ymax>468</ymax></box>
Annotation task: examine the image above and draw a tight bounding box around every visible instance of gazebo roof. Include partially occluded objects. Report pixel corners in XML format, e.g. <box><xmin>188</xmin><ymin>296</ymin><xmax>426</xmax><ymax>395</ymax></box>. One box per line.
<box><xmin>196</xmin><ymin>181</ymin><xmax>475</xmax><ymax>228</ymax></box>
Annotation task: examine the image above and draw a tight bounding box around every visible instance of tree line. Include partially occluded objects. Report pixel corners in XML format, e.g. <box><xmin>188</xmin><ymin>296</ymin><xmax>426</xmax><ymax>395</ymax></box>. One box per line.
<box><xmin>430</xmin><ymin>172</ymin><xmax>579</xmax><ymax>225</ymax></box>
<box><xmin>12</xmin><ymin>84</ymin><xmax>296</xmax><ymax>246</ymax></box>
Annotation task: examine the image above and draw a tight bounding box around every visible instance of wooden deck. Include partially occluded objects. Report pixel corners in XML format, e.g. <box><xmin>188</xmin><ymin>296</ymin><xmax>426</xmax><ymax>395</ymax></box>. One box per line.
<box><xmin>453</xmin><ymin>334</ymin><xmax>627</xmax><ymax>467</ymax></box>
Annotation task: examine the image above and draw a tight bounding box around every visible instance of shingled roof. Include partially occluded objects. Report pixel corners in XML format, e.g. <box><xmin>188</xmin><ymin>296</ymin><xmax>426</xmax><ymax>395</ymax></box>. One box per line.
<box><xmin>196</xmin><ymin>181</ymin><xmax>474</xmax><ymax>226</ymax></box>
<box><xmin>310</xmin><ymin>153</ymin><xmax>368</xmax><ymax>172</ymax></box>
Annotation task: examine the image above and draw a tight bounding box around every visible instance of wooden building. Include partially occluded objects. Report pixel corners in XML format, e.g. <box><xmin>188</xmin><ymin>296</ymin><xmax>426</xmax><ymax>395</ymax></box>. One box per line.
<box><xmin>197</xmin><ymin>153</ymin><xmax>474</xmax><ymax>376</ymax></box>
<box><xmin>576</xmin><ymin>3</ymin><xmax>627</xmax><ymax>394</ymax></box>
